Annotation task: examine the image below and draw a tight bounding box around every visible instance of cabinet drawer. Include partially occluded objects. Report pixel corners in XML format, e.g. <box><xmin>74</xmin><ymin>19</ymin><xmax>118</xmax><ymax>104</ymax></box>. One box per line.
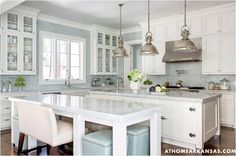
<box><xmin>1</xmin><ymin>102</ymin><xmax>11</xmax><ymax>114</ymax></box>
<box><xmin>221</xmin><ymin>94</ymin><xmax>234</xmax><ymax>103</ymax></box>
<box><xmin>1</xmin><ymin>114</ymin><xmax>11</xmax><ymax>129</ymax></box>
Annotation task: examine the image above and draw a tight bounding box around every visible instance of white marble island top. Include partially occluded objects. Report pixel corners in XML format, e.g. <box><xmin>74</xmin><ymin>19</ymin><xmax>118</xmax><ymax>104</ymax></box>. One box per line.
<box><xmin>89</xmin><ymin>89</ymin><xmax>222</xmax><ymax>103</ymax></box>
<box><xmin>9</xmin><ymin>94</ymin><xmax>161</xmax><ymax>120</ymax></box>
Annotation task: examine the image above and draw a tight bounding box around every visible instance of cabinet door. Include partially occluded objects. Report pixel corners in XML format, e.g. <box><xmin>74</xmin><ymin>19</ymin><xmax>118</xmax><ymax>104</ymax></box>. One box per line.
<box><xmin>6</xmin><ymin>12</ymin><xmax>20</xmax><ymax>32</ymax></box>
<box><xmin>97</xmin><ymin>32</ymin><xmax>103</xmax><ymax>45</ymax></box>
<box><xmin>153</xmin><ymin>42</ymin><xmax>166</xmax><ymax>75</ymax></box>
<box><xmin>203</xmin><ymin>13</ymin><xmax>220</xmax><ymax>35</ymax></box>
<box><xmin>189</xmin><ymin>17</ymin><xmax>202</xmax><ymax>38</ymax></box>
<box><xmin>164</xmin><ymin>21</ymin><xmax>178</xmax><ymax>41</ymax></box>
<box><xmin>220</xmin><ymin>33</ymin><xmax>235</xmax><ymax>73</ymax></box>
<box><xmin>202</xmin><ymin>34</ymin><xmax>220</xmax><ymax>74</ymax></box>
<box><xmin>5</xmin><ymin>34</ymin><xmax>20</xmax><ymax>73</ymax></box>
<box><xmin>112</xmin><ymin>50</ymin><xmax>117</xmax><ymax>73</ymax></box>
<box><xmin>153</xmin><ymin>25</ymin><xmax>164</xmax><ymax>42</ymax></box>
<box><xmin>221</xmin><ymin>10</ymin><xmax>235</xmax><ymax>33</ymax></box>
<box><xmin>105</xmin><ymin>49</ymin><xmax>111</xmax><ymax>73</ymax></box>
<box><xmin>22</xmin><ymin>35</ymin><xmax>36</xmax><ymax>74</ymax></box>
<box><xmin>22</xmin><ymin>15</ymin><xmax>36</xmax><ymax>34</ymax></box>
<box><xmin>162</xmin><ymin>103</ymin><xmax>196</xmax><ymax>142</ymax></box>
<box><xmin>97</xmin><ymin>47</ymin><xmax>104</xmax><ymax>73</ymax></box>
<box><xmin>220</xmin><ymin>94</ymin><xmax>235</xmax><ymax>126</ymax></box>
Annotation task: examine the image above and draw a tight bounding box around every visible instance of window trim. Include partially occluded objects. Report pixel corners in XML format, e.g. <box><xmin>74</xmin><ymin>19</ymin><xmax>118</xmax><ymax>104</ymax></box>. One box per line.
<box><xmin>39</xmin><ymin>31</ymin><xmax>86</xmax><ymax>85</ymax></box>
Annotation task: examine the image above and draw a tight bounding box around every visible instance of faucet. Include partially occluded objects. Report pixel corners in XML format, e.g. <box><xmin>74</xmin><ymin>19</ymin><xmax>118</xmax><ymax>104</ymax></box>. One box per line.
<box><xmin>65</xmin><ymin>69</ymin><xmax>72</xmax><ymax>88</ymax></box>
<box><xmin>116</xmin><ymin>77</ymin><xmax>123</xmax><ymax>93</ymax></box>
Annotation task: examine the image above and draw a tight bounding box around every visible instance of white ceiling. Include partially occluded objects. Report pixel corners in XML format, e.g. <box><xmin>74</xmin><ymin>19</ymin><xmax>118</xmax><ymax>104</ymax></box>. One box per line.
<box><xmin>22</xmin><ymin>0</ymin><xmax>233</xmax><ymax>29</ymax></box>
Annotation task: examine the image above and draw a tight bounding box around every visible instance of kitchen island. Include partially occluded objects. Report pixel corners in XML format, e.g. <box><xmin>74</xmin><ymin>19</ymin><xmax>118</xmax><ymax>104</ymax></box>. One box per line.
<box><xmin>9</xmin><ymin>94</ymin><xmax>162</xmax><ymax>156</ymax></box>
<box><xmin>88</xmin><ymin>89</ymin><xmax>222</xmax><ymax>149</ymax></box>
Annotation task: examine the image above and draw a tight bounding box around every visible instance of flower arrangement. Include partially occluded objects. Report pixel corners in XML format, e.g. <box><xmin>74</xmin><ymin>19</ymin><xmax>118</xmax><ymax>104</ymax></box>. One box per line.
<box><xmin>127</xmin><ymin>69</ymin><xmax>144</xmax><ymax>83</ymax></box>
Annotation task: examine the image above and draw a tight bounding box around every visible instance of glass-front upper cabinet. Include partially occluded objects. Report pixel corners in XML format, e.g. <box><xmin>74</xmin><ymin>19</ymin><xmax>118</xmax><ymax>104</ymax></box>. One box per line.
<box><xmin>105</xmin><ymin>34</ymin><xmax>110</xmax><ymax>46</ymax></box>
<box><xmin>23</xmin><ymin>16</ymin><xmax>33</xmax><ymax>33</ymax></box>
<box><xmin>23</xmin><ymin>37</ymin><xmax>33</xmax><ymax>72</ymax></box>
<box><xmin>97</xmin><ymin>47</ymin><xmax>103</xmax><ymax>73</ymax></box>
<box><xmin>7</xmin><ymin>13</ymin><xmax>19</xmax><ymax>31</ymax></box>
<box><xmin>105</xmin><ymin>49</ymin><xmax>110</xmax><ymax>72</ymax></box>
<box><xmin>6</xmin><ymin>34</ymin><xmax>19</xmax><ymax>72</ymax></box>
<box><xmin>112</xmin><ymin>36</ymin><xmax>117</xmax><ymax>47</ymax></box>
<box><xmin>97</xmin><ymin>32</ymin><xmax>103</xmax><ymax>45</ymax></box>
<box><xmin>112</xmin><ymin>50</ymin><xmax>117</xmax><ymax>73</ymax></box>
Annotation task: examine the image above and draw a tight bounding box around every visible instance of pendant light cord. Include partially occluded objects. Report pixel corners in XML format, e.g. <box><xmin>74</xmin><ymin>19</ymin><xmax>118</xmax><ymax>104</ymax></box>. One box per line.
<box><xmin>119</xmin><ymin>4</ymin><xmax>122</xmax><ymax>37</ymax></box>
<box><xmin>184</xmin><ymin>0</ymin><xmax>186</xmax><ymax>26</ymax></box>
<box><xmin>148</xmin><ymin>0</ymin><xmax>150</xmax><ymax>33</ymax></box>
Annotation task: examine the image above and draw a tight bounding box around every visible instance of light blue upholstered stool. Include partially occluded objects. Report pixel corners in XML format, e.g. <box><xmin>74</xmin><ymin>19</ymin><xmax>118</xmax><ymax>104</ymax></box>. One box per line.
<box><xmin>82</xmin><ymin>125</ymin><xmax>150</xmax><ymax>156</ymax></box>
<box><xmin>127</xmin><ymin>124</ymin><xmax>150</xmax><ymax>155</ymax></box>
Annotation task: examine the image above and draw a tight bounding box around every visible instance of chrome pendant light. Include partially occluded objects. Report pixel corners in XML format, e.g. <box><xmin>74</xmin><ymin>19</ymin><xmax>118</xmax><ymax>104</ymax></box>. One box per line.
<box><xmin>140</xmin><ymin>0</ymin><xmax>158</xmax><ymax>55</ymax></box>
<box><xmin>113</xmin><ymin>3</ymin><xmax>128</xmax><ymax>57</ymax></box>
<box><xmin>175</xmin><ymin>0</ymin><xmax>197</xmax><ymax>52</ymax></box>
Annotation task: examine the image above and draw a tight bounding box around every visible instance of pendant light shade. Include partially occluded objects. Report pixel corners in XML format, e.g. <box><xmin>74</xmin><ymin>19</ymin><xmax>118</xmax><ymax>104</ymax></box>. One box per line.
<box><xmin>140</xmin><ymin>0</ymin><xmax>158</xmax><ymax>55</ymax></box>
<box><xmin>175</xmin><ymin>0</ymin><xmax>197</xmax><ymax>52</ymax></box>
<box><xmin>113</xmin><ymin>4</ymin><xmax>128</xmax><ymax>58</ymax></box>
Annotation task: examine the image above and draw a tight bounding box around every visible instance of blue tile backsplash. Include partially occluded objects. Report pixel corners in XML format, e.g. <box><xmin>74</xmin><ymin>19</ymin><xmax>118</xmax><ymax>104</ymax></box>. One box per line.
<box><xmin>1</xmin><ymin>23</ymin><xmax>235</xmax><ymax>91</ymax></box>
<box><xmin>0</xmin><ymin>20</ymin><xmax>117</xmax><ymax>91</ymax></box>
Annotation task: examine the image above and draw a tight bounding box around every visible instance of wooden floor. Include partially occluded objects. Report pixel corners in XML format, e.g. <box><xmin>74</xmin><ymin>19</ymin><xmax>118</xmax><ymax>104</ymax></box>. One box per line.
<box><xmin>1</xmin><ymin>127</ymin><xmax>235</xmax><ymax>155</ymax></box>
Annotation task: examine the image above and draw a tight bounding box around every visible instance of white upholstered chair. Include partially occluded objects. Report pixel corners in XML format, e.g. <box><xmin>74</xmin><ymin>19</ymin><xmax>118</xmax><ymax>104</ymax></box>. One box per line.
<box><xmin>16</xmin><ymin>102</ymin><xmax>73</xmax><ymax>155</ymax></box>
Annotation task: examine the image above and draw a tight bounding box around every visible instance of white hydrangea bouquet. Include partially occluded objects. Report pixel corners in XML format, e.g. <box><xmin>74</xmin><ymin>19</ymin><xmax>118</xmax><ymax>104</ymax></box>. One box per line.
<box><xmin>127</xmin><ymin>69</ymin><xmax>144</xmax><ymax>93</ymax></box>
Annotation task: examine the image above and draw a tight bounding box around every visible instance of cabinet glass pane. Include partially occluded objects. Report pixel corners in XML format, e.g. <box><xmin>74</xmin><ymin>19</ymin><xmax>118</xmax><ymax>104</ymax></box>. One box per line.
<box><xmin>112</xmin><ymin>36</ymin><xmax>117</xmax><ymax>47</ymax></box>
<box><xmin>105</xmin><ymin>49</ymin><xmax>110</xmax><ymax>72</ymax></box>
<box><xmin>97</xmin><ymin>48</ymin><xmax>103</xmax><ymax>72</ymax></box>
<box><xmin>112</xmin><ymin>50</ymin><xmax>117</xmax><ymax>72</ymax></box>
<box><xmin>23</xmin><ymin>37</ymin><xmax>33</xmax><ymax>71</ymax></box>
<box><xmin>97</xmin><ymin>33</ymin><xmax>103</xmax><ymax>45</ymax></box>
<box><xmin>7</xmin><ymin>13</ymin><xmax>18</xmax><ymax>30</ymax></box>
<box><xmin>105</xmin><ymin>34</ymin><xmax>110</xmax><ymax>46</ymax></box>
<box><xmin>23</xmin><ymin>16</ymin><xmax>33</xmax><ymax>33</ymax></box>
<box><xmin>7</xmin><ymin>35</ymin><xmax>18</xmax><ymax>71</ymax></box>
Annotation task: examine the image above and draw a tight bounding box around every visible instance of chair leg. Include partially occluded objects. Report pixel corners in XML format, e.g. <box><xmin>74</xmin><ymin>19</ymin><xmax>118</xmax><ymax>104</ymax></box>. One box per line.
<box><xmin>17</xmin><ymin>133</ymin><xmax>25</xmax><ymax>155</ymax></box>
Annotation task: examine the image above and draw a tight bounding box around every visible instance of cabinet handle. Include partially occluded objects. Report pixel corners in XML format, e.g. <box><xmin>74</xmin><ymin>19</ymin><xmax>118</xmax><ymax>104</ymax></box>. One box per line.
<box><xmin>4</xmin><ymin>107</ymin><xmax>10</xmax><ymax>109</ymax></box>
<box><xmin>161</xmin><ymin>116</ymin><xmax>167</xmax><ymax>120</ymax></box>
<box><xmin>189</xmin><ymin>133</ymin><xmax>196</xmax><ymax>137</ymax></box>
<box><xmin>4</xmin><ymin>119</ymin><xmax>10</xmax><ymax>121</ymax></box>
<box><xmin>189</xmin><ymin>107</ymin><xmax>196</xmax><ymax>112</ymax></box>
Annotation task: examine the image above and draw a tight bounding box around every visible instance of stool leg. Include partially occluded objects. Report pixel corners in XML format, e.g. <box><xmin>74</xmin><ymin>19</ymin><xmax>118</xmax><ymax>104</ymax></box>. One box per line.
<box><xmin>17</xmin><ymin>133</ymin><xmax>25</xmax><ymax>155</ymax></box>
<box><xmin>47</xmin><ymin>145</ymin><xmax>51</xmax><ymax>155</ymax></box>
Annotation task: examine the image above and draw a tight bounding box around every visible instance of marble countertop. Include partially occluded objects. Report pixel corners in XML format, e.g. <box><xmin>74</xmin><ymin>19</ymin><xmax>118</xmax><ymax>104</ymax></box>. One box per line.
<box><xmin>89</xmin><ymin>89</ymin><xmax>222</xmax><ymax>103</ymax></box>
<box><xmin>9</xmin><ymin>94</ymin><xmax>161</xmax><ymax>117</ymax></box>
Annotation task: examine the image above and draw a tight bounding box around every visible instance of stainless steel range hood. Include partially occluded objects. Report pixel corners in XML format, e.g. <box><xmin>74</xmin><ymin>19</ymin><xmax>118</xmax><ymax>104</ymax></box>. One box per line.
<box><xmin>162</xmin><ymin>38</ymin><xmax>202</xmax><ymax>62</ymax></box>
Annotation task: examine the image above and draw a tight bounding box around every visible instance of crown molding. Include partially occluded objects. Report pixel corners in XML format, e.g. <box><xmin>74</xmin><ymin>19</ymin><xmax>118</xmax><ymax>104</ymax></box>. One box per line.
<box><xmin>38</xmin><ymin>14</ymin><xmax>93</xmax><ymax>31</ymax></box>
<box><xmin>122</xmin><ymin>26</ymin><xmax>142</xmax><ymax>34</ymax></box>
<box><xmin>140</xmin><ymin>2</ymin><xmax>235</xmax><ymax>26</ymax></box>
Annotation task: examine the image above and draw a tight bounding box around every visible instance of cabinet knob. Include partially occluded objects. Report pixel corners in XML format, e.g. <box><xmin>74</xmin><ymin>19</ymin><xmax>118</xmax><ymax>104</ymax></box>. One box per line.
<box><xmin>4</xmin><ymin>107</ymin><xmax>10</xmax><ymax>109</ymax></box>
<box><xmin>161</xmin><ymin>116</ymin><xmax>167</xmax><ymax>120</ymax></box>
<box><xmin>189</xmin><ymin>133</ymin><xmax>196</xmax><ymax>137</ymax></box>
<box><xmin>4</xmin><ymin>119</ymin><xmax>10</xmax><ymax>121</ymax></box>
<box><xmin>189</xmin><ymin>107</ymin><xmax>196</xmax><ymax>112</ymax></box>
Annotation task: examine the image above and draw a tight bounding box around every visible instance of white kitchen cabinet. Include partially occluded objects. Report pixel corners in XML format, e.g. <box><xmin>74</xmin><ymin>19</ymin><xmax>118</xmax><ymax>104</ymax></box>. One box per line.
<box><xmin>164</xmin><ymin>21</ymin><xmax>179</xmax><ymax>41</ymax></box>
<box><xmin>202</xmin><ymin>34</ymin><xmax>220</xmax><ymax>74</ymax></box>
<box><xmin>220</xmin><ymin>33</ymin><xmax>235</xmax><ymax>73</ymax></box>
<box><xmin>0</xmin><ymin>8</ymin><xmax>38</xmax><ymax>75</ymax></box>
<box><xmin>220</xmin><ymin>93</ymin><xmax>235</xmax><ymax>127</ymax></box>
<box><xmin>90</xmin><ymin>27</ymin><xmax>118</xmax><ymax>75</ymax></box>
<box><xmin>141</xmin><ymin>42</ymin><xmax>166</xmax><ymax>75</ymax></box>
<box><xmin>202</xmin><ymin>33</ymin><xmax>235</xmax><ymax>74</ymax></box>
<box><xmin>188</xmin><ymin>17</ymin><xmax>202</xmax><ymax>38</ymax></box>
<box><xmin>202</xmin><ymin>9</ymin><xmax>235</xmax><ymax>74</ymax></box>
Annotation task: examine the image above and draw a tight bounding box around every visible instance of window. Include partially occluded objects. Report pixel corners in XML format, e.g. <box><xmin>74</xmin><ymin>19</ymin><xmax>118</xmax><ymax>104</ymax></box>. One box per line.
<box><xmin>39</xmin><ymin>31</ymin><xmax>86</xmax><ymax>84</ymax></box>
